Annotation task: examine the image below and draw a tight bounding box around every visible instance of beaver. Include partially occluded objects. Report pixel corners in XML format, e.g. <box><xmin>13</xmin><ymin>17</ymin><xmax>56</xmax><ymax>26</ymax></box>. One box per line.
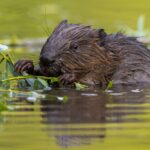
<box><xmin>14</xmin><ymin>20</ymin><xmax>150</xmax><ymax>88</ymax></box>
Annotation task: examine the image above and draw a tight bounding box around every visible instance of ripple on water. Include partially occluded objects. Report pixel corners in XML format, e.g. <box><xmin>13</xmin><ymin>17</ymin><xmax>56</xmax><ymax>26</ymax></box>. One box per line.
<box><xmin>1</xmin><ymin>88</ymin><xmax>150</xmax><ymax>150</ymax></box>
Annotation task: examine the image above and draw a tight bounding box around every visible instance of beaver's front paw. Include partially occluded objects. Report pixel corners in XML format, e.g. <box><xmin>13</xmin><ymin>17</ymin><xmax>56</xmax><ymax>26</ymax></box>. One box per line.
<box><xmin>14</xmin><ymin>60</ymin><xmax>34</xmax><ymax>74</ymax></box>
<box><xmin>59</xmin><ymin>73</ymin><xmax>76</xmax><ymax>85</ymax></box>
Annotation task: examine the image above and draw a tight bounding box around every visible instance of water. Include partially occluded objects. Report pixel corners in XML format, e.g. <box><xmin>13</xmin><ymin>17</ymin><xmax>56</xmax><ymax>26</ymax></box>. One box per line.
<box><xmin>0</xmin><ymin>87</ymin><xmax>150</xmax><ymax>150</ymax></box>
<box><xmin>1</xmin><ymin>0</ymin><xmax>150</xmax><ymax>149</ymax></box>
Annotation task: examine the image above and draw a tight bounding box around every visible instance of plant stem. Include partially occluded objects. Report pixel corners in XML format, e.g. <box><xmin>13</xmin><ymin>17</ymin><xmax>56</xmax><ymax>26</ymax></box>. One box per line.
<box><xmin>1</xmin><ymin>75</ymin><xmax>58</xmax><ymax>83</ymax></box>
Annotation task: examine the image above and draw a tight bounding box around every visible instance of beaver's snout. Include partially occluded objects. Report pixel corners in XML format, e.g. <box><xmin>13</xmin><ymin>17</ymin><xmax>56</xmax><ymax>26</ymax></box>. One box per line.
<box><xmin>40</xmin><ymin>54</ymin><xmax>55</xmax><ymax>67</ymax></box>
<box><xmin>39</xmin><ymin>53</ymin><xmax>62</xmax><ymax>77</ymax></box>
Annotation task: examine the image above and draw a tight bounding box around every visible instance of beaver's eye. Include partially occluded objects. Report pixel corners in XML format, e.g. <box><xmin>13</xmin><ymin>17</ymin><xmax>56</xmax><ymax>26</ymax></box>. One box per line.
<box><xmin>70</xmin><ymin>43</ymin><xmax>78</xmax><ymax>50</ymax></box>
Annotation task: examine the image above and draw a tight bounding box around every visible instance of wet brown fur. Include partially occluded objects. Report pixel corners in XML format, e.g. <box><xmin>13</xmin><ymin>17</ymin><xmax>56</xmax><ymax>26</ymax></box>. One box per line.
<box><xmin>39</xmin><ymin>20</ymin><xmax>120</xmax><ymax>87</ymax></box>
<box><xmin>15</xmin><ymin>20</ymin><xmax>150</xmax><ymax>88</ymax></box>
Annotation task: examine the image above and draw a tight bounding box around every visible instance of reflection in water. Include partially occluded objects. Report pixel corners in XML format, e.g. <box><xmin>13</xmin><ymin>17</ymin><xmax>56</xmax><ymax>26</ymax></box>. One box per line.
<box><xmin>40</xmin><ymin>88</ymin><xmax>149</xmax><ymax>148</ymax></box>
<box><xmin>1</xmin><ymin>88</ymin><xmax>150</xmax><ymax>149</ymax></box>
<box><xmin>42</xmin><ymin>89</ymin><xmax>106</xmax><ymax>123</ymax></box>
<box><xmin>41</xmin><ymin>89</ymin><xmax>107</xmax><ymax>147</ymax></box>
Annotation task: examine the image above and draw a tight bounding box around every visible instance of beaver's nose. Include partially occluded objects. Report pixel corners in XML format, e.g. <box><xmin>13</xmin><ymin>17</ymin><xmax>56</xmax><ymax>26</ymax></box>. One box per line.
<box><xmin>40</xmin><ymin>54</ymin><xmax>54</xmax><ymax>66</ymax></box>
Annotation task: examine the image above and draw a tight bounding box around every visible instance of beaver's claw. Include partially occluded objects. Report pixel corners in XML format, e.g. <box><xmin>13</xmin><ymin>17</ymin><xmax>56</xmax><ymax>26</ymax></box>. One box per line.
<box><xmin>59</xmin><ymin>73</ymin><xmax>76</xmax><ymax>85</ymax></box>
<box><xmin>14</xmin><ymin>60</ymin><xmax>34</xmax><ymax>73</ymax></box>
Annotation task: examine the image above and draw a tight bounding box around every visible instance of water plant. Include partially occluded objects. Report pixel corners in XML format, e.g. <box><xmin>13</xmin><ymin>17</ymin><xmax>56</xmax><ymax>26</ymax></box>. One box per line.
<box><xmin>0</xmin><ymin>44</ymin><xmax>59</xmax><ymax>90</ymax></box>
<box><xmin>118</xmin><ymin>15</ymin><xmax>150</xmax><ymax>37</ymax></box>
<box><xmin>106</xmin><ymin>80</ymin><xmax>113</xmax><ymax>90</ymax></box>
<box><xmin>75</xmin><ymin>82</ymin><xmax>88</xmax><ymax>90</ymax></box>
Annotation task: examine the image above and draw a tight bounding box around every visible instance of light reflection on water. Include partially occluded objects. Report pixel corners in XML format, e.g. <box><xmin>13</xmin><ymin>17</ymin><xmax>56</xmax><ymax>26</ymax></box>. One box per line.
<box><xmin>1</xmin><ymin>87</ymin><xmax>150</xmax><ymax>150</ymax></box>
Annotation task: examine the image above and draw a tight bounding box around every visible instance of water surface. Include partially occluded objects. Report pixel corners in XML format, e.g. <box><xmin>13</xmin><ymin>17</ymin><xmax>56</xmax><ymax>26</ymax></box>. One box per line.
<box><xmin>1</xmin><ymin>86</ymin><xmax>150</xmax><ymax>150</ymax></box>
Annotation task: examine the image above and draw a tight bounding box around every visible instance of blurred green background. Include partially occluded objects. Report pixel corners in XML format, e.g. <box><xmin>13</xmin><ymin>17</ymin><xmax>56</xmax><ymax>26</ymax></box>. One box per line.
<box><xmin>0</xmin><ymin>0</ymin><xmax>150</xmax><ymax>39</ymax></box>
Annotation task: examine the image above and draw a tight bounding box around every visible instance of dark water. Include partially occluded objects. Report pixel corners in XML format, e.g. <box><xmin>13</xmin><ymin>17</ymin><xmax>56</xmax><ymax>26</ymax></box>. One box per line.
<box><xmin>1</xmin><ymin>86</ymin><xmax>150</xmax><ymax>150</ymax></box>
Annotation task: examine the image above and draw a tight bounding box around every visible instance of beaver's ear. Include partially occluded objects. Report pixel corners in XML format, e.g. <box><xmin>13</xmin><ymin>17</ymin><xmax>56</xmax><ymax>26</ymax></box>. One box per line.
<box><xmin>52</xmin><ymin>20</ymin><xmax>68</xmax><ymax>35</ymax></box>
<box><xmin>98</xmin><ymin>29</ymin><xmax>107</xmax><ymax>39</ymax></box>
<box><xmin>57</xmin><ymin>20</ymin><xmax>68</xmax><ymax>28</ymax></box>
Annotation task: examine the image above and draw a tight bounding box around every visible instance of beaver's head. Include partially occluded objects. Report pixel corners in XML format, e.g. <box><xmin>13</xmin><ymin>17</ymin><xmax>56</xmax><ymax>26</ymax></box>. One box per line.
<box><xmin>39</xmin><ymin>20</ymin><xmax>109</xmax><ymax>77</ymax></box>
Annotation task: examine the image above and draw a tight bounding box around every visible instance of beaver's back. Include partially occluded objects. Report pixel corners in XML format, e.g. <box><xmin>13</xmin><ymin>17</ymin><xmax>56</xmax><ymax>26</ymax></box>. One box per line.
<box><xmin>103</xmin><ymin>34</ymin><xmax>150</xmax><ymax>85</ymax></box>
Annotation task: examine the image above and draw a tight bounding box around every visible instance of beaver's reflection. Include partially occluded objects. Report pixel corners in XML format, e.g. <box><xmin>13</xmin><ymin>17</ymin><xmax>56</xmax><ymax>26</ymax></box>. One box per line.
<box><xmin>41</xmin><ymin>89</ymin><xmax>107</xmax><ymax>147</ymax></box>
<box><xmin>41</xmin><ymin>89</ymin><xmax>108</xmax><ymax>123</ymax></box>
<box><xmin>40</xmin><ymin>88</ymin><xmax>148</xmax><ymax>147</ymax></box>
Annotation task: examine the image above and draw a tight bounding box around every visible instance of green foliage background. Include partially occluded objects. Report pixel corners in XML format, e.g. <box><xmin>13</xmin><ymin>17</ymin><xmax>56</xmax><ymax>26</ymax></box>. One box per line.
<box><xmin>0</xmin><ymin>0</ymin><xmax>150</xmax><ymax>38</ymax></box>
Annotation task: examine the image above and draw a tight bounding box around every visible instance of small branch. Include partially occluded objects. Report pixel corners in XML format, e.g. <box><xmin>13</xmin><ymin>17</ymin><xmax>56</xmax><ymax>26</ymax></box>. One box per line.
<box><xmin>1</xmin><ymin>75</ymin><xmax>58</xmax><ymax>83</ymax></box>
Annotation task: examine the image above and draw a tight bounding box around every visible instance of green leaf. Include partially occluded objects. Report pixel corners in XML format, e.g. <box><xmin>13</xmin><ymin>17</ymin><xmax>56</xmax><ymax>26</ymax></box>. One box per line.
<box><xmin>63</xmin><ymin>95</ymin><xmax>69</xmax><ymax>103</ymax></box>
<box><xmin>57</xmin><ymin>95</ymin><xmax>69</xmax><ymax>103</ymax></box>
<box><xmin>75</xmin><ymin>82</ymin><xmax>88</xmax><ymax>90</ymax></box>
<box><xmin>107</xmin><ymin>81</ymin><xmax>113</xmax><ymax>89</ymax></box>
<box><xmin>37</xmin><ymin>78</ymin><xmax>49</xmax><ymax>88</ymax></box>
<box><xmin>33</xmin><ymin>79</ymin><xmax>39</xmax><ymax>90</ymax></box>
<box><xmin>0</xmin><ymin>51</ymin><xmax>60</xmax><ymax>90</ymax></box>
<box><xmin>50</xmin><ymin>77</ymin><xmax>59</xmax><ymax>84</ymax></box>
